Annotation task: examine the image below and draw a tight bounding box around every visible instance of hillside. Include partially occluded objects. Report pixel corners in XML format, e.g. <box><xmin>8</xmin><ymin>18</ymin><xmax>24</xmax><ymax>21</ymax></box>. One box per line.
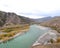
<box><xmin>0</xmin><ymin>11</ymin><xmax>31</xmax><ymax>41</ymax></box>
<box><xmin>40</xmin><ymin>16</ymin><xmax>60</xmax><ymax>33</ymax></box>
<box><xmin>0</xmin><ymin>11</ymin><xmax>33</xmax><ymax>27</ymax></box>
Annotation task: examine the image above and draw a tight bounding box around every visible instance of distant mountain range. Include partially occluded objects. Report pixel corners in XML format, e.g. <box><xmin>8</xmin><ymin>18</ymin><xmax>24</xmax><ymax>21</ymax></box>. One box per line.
<box><xmin>33</xmin><ymin>16</ymin><xmax>52</xmax><ymax>23</ymax></box>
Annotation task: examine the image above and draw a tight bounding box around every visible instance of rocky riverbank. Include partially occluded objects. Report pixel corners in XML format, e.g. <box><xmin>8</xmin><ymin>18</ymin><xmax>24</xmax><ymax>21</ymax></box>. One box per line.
<box><xmin>32</xmin><ymin>26</ymin><xmax>58</xmax><ymax>47</ymax></box>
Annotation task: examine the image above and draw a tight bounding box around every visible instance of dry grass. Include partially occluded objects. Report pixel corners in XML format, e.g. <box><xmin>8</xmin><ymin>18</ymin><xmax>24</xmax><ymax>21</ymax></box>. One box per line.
<box><xmin>0</xmin><ymin>25</ymin><xmax>29</xmax><ymax>33</ymax></box>
<box><xmin>0</xmin><ymin>24</ymin><xmax>29</xmax><ymax>40</ymax></box>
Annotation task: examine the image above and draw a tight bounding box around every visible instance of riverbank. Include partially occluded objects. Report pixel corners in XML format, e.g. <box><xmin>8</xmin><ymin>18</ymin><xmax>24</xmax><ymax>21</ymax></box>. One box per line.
<box><xmin>32</xmin><ymin>25</ymin><xmax>58</xmax><ymax>47</ymax></box>
<box><xmin>32</xmin><ymin>43</ymin><xmax>60</xmax><ymax>48</ymax></box>
<box><xmin>36</xmin><ymin>25</ymin><xmax>58</xmax><ymax>33</ymax></box>
<box><xmin>36</xmin><ymin>25</ymin><xmax>49</xmax><ymax>30</ymax></box>
<box><xmin>0</xmin><ymin>29</ymin><xmax>29</xmax><ymax>43</ymax></box>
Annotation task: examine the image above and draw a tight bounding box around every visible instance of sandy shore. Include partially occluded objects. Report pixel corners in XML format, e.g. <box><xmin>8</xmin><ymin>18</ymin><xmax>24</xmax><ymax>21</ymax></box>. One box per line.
<box><xmin>35</xmin><ymin>25</ymin><xmax>50</xmax><ymax>30</ymax></box>
<box><xmin>36</xmin><ymin>25</ymin><xmax>57</xmax><ymax>33</ymax></box>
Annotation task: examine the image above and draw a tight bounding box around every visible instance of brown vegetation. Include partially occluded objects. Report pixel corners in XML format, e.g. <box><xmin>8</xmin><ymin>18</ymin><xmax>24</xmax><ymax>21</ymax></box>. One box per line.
<box><xmin>0</xmin><ymin>24</ymin><xmax>29</xmax><ymax>40</ymax></box>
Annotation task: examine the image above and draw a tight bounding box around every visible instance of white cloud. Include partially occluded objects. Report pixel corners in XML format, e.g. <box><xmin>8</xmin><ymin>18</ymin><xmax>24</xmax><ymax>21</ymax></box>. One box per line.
<box><xmin>20</xmin><ymin>14</ymin><xmax>45</xmax><ymax>19</ymax></box>
<box><xmin>0</xmin><ymin>0</ymin><xmax>60</xmax><ymax>18</ymax></box>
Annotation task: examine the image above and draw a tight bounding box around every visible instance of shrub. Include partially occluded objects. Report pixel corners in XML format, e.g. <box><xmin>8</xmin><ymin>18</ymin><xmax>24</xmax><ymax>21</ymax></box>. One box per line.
<box><xmin>3</xmin><ymin>28</ymin><xmax>13</xmax><ymax>32</ymax></box>
<box><xmin>56</xmin><ymin>37</ymin><xmax>60</xmax><ymax>43</ymax></box>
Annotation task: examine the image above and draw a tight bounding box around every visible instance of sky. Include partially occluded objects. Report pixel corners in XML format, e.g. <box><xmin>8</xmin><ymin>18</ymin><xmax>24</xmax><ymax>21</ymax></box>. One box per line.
<box><xmin>0</xmin><ymin>0</ymin><xmax>60</xmax><ymax>19</ymax></box>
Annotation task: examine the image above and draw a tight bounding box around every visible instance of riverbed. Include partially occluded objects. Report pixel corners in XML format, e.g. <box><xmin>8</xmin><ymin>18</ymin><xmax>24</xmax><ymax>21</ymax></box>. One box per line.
<box><xmin>0</xmin><ymin>25</ymin><xmax>50</xmax><ymax>48</ymax></box>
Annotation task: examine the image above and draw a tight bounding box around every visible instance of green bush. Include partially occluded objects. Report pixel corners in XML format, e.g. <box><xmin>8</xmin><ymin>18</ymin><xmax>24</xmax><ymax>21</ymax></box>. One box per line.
<box><xmin>50</xmin><ymin>39</ymin><xmax>54</xmax><ymax>43</ymax></box>
<box><xmin>3</xmin><ymin>28</ymin><xmax>13</xmax><ymax>32</ymax></box>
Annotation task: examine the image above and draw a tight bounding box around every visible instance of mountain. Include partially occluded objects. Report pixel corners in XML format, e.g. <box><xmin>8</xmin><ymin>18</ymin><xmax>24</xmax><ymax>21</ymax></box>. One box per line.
<box><xmin>40</xmin><ymin>16</ymin><xmax>60</xmax><ymax>33</ymax></box>
<box><xmin>33</xmin><ymin>16</ymin><xmax>52</xmax><ymax>23</ymax></box>
<box><xmin>0</xmin><ymin>11</ymin><xmax>33</xmax><ymax>27</ymax></box>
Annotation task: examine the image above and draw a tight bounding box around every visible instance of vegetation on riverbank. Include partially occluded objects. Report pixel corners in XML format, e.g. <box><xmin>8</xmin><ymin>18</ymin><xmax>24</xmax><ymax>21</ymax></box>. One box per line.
<box><xmin>0</xmin><ymin>24</ymin><xmax>29</xmax><ymax>41</ymax></box>
<box><xmin>49</xmin><ymin>37</ymin><xmax>60</xmax><ymax>44</ymax></box>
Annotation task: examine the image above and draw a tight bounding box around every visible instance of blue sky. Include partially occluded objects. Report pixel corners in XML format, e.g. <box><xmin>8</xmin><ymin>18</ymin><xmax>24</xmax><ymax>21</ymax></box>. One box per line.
<box><xmin>0</xmin><ymin>0</ymin><xmax>60</xmax><ymax>18</ymax></box>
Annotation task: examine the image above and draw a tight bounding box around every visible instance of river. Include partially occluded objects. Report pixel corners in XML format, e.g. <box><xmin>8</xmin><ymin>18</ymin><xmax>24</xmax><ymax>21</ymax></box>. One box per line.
<box><xmin>0</xmin><ymin>25</ymin><xmax>49</xmax><ymax>48</ymax></box>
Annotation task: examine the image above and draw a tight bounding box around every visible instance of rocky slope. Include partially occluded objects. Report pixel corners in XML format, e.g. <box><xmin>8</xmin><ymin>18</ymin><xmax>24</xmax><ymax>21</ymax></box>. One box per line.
<box><xmin>0</xmin><ymin>11</ymin><xmax>33</xmax><ymax>27</ymax></box>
